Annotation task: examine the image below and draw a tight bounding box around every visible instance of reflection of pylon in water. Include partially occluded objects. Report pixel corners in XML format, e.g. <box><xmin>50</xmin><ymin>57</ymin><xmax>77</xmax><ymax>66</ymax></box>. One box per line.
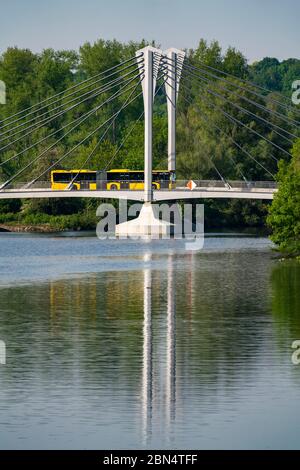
<box><xmin>166</xmin><ymin>255</ymin><xmax>176</xmax><ymax>428</ymax></box>
<box><xmin>142</xmin><ymin>255</ymin><xmax>178</xmax><ymax>445</ymax></box>
<box><xmin>141</xmin><ymin>255</ymin><xmax>153</xmax><ymax>445</ymax></box>
<box><xmin>187</xmin><ymin>253</ymin><xmax>195</xmax><ymax>333</ymax></box>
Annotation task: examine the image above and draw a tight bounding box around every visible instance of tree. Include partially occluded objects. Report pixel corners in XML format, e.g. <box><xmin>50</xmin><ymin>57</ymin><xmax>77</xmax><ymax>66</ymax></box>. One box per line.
<box><xmin>267</xmin><ymin>140</ymin><xmax>300</xmax><ymax>255</ymax></box>
<box><xmin>34</xmin><ymin>49</ymin><xmax>78</xmax><ymax>95</ymax></box>
<box><xmin>250</xmin><ymin>57</ymin><xmax>282</xmax><ymax>91</ymax></box>
<box><xmin>0</xmin><ymin>47</ymin><xmax>37</xmax><ymax>120</ymax></box>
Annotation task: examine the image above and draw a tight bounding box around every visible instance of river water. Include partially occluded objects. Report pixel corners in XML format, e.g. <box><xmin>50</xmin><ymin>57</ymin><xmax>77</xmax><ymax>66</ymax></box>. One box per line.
<box><xmin>0</xmin><ymin>232</ymin><xmax>299</xmax><ymax>450</ymax></box>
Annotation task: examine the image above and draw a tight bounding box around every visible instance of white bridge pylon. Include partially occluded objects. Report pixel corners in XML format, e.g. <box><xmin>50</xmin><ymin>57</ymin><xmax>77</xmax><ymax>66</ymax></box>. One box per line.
<box><xmin>136</xmin><ymin>46</ymin><xmax>163</xmax><ymax>204</ymax></box>
<box><xmin>116</xmin><ymin>45</ymin><xmax>185</xmax><ymax>237</ymax></box>
<box><xmin>135</xmin><ymin>46</ymin><xmax>185</xmax><ymax>203</ymax></box>
<box><xmin>164</xmin><ymin>48</ymin><xmax>185</xmax><ymax>173</ymax></box>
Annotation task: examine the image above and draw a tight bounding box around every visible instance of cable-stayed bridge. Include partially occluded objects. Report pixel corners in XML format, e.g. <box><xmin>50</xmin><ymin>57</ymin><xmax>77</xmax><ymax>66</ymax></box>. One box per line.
<box><xmin>0</xmin><ymin>46</ymin><xmax>298</xmax><ymax>231</ymax></box>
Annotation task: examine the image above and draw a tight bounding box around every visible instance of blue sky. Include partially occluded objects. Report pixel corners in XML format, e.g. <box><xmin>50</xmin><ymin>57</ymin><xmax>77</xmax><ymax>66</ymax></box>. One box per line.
<box><xmin>1</xmin><ymin>0</ymin><xmax>299</xmax><ymax>62</ymax></box>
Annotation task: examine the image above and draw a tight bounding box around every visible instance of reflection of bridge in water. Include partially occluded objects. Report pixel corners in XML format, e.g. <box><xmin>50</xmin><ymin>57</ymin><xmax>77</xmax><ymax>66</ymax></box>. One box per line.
<box><xmin>1</xmin><ymin>241</ymin><xmax>295</xmax><ymax>447</ymax></box>
<box><xmin>0</xmin><ymin>238</ymin><xmax>298</xmax><ymax>447</ymax></box>
<box><xmin>141</xmin><ymin>253</ymin><xmax>177</xmax><ymax>445</ymax></box>
<box><xmin>45</xmin><ymin>250</ymin><xmax>277</xmax><ymax>446</ymax></box>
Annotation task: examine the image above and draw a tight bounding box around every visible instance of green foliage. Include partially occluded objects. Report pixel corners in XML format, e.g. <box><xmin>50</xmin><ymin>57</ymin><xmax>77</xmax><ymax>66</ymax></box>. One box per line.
<box><xmin>21</xmin><ymin>211</ymin><xmax>98</xmax><ymax>231</ymax></box>
<box><xmin>203</xmin><ymin>199</ymin><xmax>270</xmax><ymax>229</ymax></box>
<box><xmin>119</xmin><ymin>115</ymin><xmax>167</xmax><ymax>169</ymax></box>
<box><xmin>0</xmin><ymin>207</ymin><xmax>98</xmax><ymax>231</ymax></box>
<box><xmin>25</xmin><ymin>198</ymin><xmax>84</xmax><ymax>216</ymax></box>
<box><xmin>0</xmin><ymin>198</ymin><xmax>21</xmax><ymax>213</ymax></box>
<box><xmin>271</xmin><ymin>260</ymin><xmax>300</xmax><ymax>341</ymax></box>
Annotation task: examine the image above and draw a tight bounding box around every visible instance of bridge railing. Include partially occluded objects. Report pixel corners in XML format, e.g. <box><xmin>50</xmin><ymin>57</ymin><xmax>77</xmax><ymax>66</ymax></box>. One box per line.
<box><xmin>174</xmin><ymin>180</ymin><xmax>278</xmax><ymax>190</ymax></box>
<box><xmin>77</xmin><ymin>179</ymin><xmax>277</xmax><ymax>190</ymax></box>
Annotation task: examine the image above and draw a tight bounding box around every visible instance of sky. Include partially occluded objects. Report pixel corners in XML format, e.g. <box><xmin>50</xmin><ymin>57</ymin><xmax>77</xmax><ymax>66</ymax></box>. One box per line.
<box><xmin>0</xmin><ymin>0</ymin><xmax>299</xmax><ymax>63</ymax></box>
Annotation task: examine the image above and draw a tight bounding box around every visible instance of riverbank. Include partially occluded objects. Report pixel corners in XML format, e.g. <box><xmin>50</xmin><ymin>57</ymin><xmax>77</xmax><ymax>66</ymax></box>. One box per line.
<box><xmin>0</xmin><ymin>223</ymin><xmax>59</xmax><ymax>233</ymax></box>
<box><xmin>0</xmin><ymin>212</ymin><xmax>98</xmax><ymax>232</ymax></box>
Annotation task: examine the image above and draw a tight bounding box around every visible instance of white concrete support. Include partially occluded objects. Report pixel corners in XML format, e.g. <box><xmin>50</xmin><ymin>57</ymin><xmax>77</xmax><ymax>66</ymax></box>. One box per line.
<box><xmin>115</xmin><ymin>201</ymin><xmax>172</xmax><ymax>237</ymax></box>
<box><xmin>143</xmin><ymin>48</ymin><xmax>154</xmax><ymax>203</ymax></box>
<box><xmin>164</xmin><ymin>48</ymin><xmax>185</xmax><ymax>174</ymax></box>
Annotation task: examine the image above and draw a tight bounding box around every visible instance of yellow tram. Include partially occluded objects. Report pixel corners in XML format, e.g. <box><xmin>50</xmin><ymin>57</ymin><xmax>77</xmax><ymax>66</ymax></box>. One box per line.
<box><xmin>51</xmin><ymin>169</ymin><xmax>175</xmax><ymax>191</ymax></box>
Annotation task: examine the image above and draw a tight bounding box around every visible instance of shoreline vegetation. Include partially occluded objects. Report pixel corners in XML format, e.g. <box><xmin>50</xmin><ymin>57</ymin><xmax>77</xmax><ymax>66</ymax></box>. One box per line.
<box><xmin>0</xmin><ymin>218</ymin><xmax>269</xmax><ymax>235</ymax></box>
<box><xmin>268</xmin><ymin>141</ymin><xmax>300</xmax><ymax>258</ymax></box>
<box><xmin>0</xmin><ymin>204</ymin><xmax>98</xmax><ymax>232</ymax></box>
<box><xmin>0</xmin><ymin>197</ymin><xmax>271</xmax><ymax>233</ymax></box>
<box><xmin>0</xmin><ymin>38</ymin><xmax>299</xmax><ymax>253</ymax></box>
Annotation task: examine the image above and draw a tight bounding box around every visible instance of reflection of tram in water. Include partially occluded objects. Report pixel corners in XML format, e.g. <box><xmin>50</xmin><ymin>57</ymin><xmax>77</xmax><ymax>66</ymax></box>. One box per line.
<box><xmin>51</xmin><ymin>169</ymin><xmax>175</xmax><ymax>191</ymax></box>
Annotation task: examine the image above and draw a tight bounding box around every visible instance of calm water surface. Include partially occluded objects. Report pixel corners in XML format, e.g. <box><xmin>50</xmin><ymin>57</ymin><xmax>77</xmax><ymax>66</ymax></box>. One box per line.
<box><xmin>0</xmin><ymin>232</ymin><xmax>299</xmax><ymax>449</ymax></box>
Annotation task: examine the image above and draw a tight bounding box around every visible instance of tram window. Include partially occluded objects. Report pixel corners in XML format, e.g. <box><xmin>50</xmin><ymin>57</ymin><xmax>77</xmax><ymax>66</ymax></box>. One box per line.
<box><xmin>70</xmin><ymin>172</ymin><xmax>96</xmax><ymax>181</ymax></box>
<box><xmin>130</xmin><ymin>172</ymin><xmax>144</xmax><ymax>181</ymax></box>
<box><xmin>53</xmin><ymin>172</ymin><xmax>71</xmax><ymax>182</ymax></box>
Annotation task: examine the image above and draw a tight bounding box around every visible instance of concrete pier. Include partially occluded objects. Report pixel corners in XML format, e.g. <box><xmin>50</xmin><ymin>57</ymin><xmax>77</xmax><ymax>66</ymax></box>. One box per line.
<box><xmin>115</xmin><ymin>202</ymin><xmax>171</xmax><ymax>237</ymax></box>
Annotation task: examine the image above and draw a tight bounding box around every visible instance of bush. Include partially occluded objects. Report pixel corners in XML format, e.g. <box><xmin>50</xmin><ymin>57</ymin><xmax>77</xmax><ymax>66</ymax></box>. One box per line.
<box><xmin>0</xmin><ymin>199</ymin><xmax>21</xmax><ymax>214</ymax></box>
<box><xmin>26</xmin><ymin>198</ymin><xmax>84</xmax><ymax>216</ymax></box>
